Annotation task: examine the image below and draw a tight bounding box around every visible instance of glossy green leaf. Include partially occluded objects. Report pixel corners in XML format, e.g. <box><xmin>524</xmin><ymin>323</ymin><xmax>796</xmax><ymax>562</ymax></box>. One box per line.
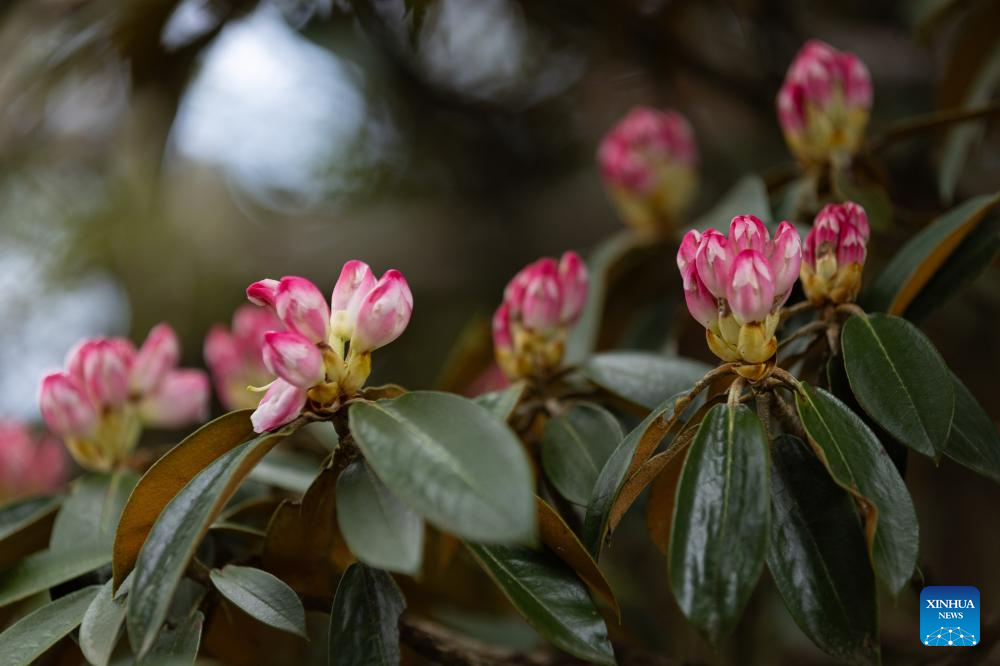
<box><xmin>689</xmin><ymin>174</ymin><xmax>773</xmax><ymax>231</ymax></box>
<box><xmin>767</xmin><ymin>436</ymin><xmax>879</xmax><ymax>665</ymax></box>
<box><xmin>542</xmin><ymin>403</ymin><xmax>623</xmax><ymax>505</ymax></box>
<box><xmin>81</xmin><ymin>578</ymin><xmax>128</xmax><ymax>666</ymax></box>
<box><xmin>336</xmin><ymin>459</ymin><xmax>424</xmax><ymax>575</ymax></box>
<box><xmin>796</xmin><ymin>384</ymin><xmax>919</xmax><ymax>594</ymax></box>
<box><xmin>466</xmin><ymin>543</ymin><xmax>615</xmax><ymax>665</ymax></box>
<box><xmin>138</xmin><ymin>610</ymin><xmax>203</xmax><ymax>665</ymax></box>
<box><xmin>51</xmin><ymin>471</ymin><xmax>137</xmax><ymax>553</ymax></box>
<box><xmin>864</xmin><ymin>193</ymin><xmax>1000</xmax><ymax>314</ymax></box>
<box><xmin>249</xmin><ymin>448</ymin><xmax>320</xmax><ymax>495</ymax></box>
<box><xmin>127</xmin><ymin>423</ymin><xmax>295</xmax><ymax>657</ymax></box>
<box><xmin>0</xmin><ymin>545</ymin><xmax>109</xmax><ymax>607</ymax></box>
<box><xmin>581</xmin><ymin>351</ymin><xmax>710</xmax><ymax>411</ymax></box>
<box><xmin>0</xmin><ymin>495</ymin><xmax>61</xmax><ymax>543</ymax></box>
<box><xmin>841</xmin><ymin>314</ymin><xmax>955</xmax><ymax>458</ymax></box>
<box><xmin>210</xmin><ymin>565</ymin><xmax>306</xmax><ymax>637</ymax></box>
<box><xmin>473</xmin><ymin>382</ymin><xmax>526</xmax><ymax>422</ymax></box>
<box><xmin>328</xmin><ymin>563</ymin><xmax>405</xmax><ymax>666</ymax></box>
<box><xmin>349</xmin><ymin>391</ymin><xmax>535</xmax><ymax>544</ymax></box>
<box><xmin>0</xmin><ymin>585</ymin><xmax>99</xmax><ymax>666</ymax></box>
<box><xmin>944</xmin><ymin>372</ymin><xmax>1000</xmax><ymax>483</ymax></box>
<box><xmin>582</xmin><ymin>393</ymin><xmax>692</xmax><ymax>556</ymax></box>
<box><xmin>669</xmin><ymin>404</ymin><xmax>770</xmax><ymax>647</ymax></box>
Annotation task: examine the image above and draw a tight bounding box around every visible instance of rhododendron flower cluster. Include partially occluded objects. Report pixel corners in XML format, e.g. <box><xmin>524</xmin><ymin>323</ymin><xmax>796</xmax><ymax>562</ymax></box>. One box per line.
<box><xmin>38</xmin><ymin>324</ymin><xmax>209</xmax><ymax>471</ymax></box>
<box><xmin>776</xmin><ymin>39</ymin><xmax>872</xmax><ymax>167</ymax></box>
<box><xmin>598</xmin><ymin>106</ymin><xmax>698</xmax><ymax>235</ymax></box>
<box><xmin>204</xmin><ymin>305</ymin><xmax>284</xmax><ymax>410</ymax></box>
<box><xmin>678</xmin><ymin>216</ymin><xmax>801</xmax><ymax>378</ymax></box>
<box><xmin>801</xmin><ymin>201</ymin><xmax>870</xmax><ymax>305</ymax></box>
<box><xmin>246</xmin><ymin>263</ymin><xmax>413</xmax><ymax>433</ymax></box>
<box><xmin>0</xmin><ymin>420</ymin><xmax>66</xmax><ymax>500</ymax></box>
<box><xmin>493</xmin><ymin>252</ymin><xmax>588</xmax><ymax>380</ymax></box>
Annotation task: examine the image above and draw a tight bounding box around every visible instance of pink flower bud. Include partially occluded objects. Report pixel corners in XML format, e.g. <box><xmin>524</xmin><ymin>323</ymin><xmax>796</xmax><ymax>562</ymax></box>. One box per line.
<box><xmin>677</xmin><ymin>230</ymin><xmax>701</xmax><ymax>274</ymax></box>
<box><xmin>330</xmin><ymin>260</ymin><xmax>377</xmax><ymax>338</ymax></box>
<box><xmin>140</xmin><ymin>369</ymin><xmax>210</xmax><ymax>429</ymax></box>
<box><xmin>251</xmin><ymin>379</ymin><xmax>307</xmax><ymax>433</ymax></box>
<box><xmin>728</xmin><ymin>215</ymin><xmax>768</xmax><ymax>255</ymax></box>
<box><xmin>275</xmin><ymin>276</ymin><xmax>331</xmax><ymax>345</ymax></box>
<box><xmin>503</xmin><ymin>265</ymin><xmax>533</xmax><ymax>316</ymax></box>
<box><xmin>39</xmin><ymin>372</ymin><xmax>98</xmax><ymax>438</ymax></box>
<box><xmin>837</xmin><ymin>224</ymin><xmax>867</xmax><ymax>266</ymax></box>
<box><xmin>78</xmin><ymin>339</ymin><xmax>132</xmax><ymax>408</ymax></box>
<box><xmin>206</xmin><ymin>305</ymin><xmax>283</xmax><ymax>411</ymax></box>
<box><xmin>0</xmin><ymin>421</ymin><xmax>66</xmax><ymax>497</ymax></box>
<box><xmin>262</xmin><ymin>331</ymin><xmax>325</xmax><ymax>388</ymax></box>
<box><xmin>233</xmin><ymin>304</ymin><xmax>283</xmax><ymax>350</ymax></box>
<box><xmin>557</xmin><ymin>251</ymin><xmax>588</xmax><ymax>325</ymax></box>
<box><xmin>204</xmin><ymin>326</ymin><xmax>242</xmax><ymax>382</ymax></box>
<box><xmin>351</xmin><ymin>270</ymin><xmax>413</xmax><ymax>353</ymax></box>
<box><xmin>247</xmin><ymin>278</ymin><xmax>280</xmax><ymax>309</ymax></box>
<box><xmin>727</xmin><ymin>250</ymin><xmax>776</xmax><ymax>325</ymax></box>
<box><xmin>129</xmin><ymin>323</ymin><xmax>180</xmax><ymax>395</ymax></box>
<box><xmin>682</xmin><ymin>266</ymin><xmax>718</xmax><ymax>329</ymax></box>
<box><xmin>492</xmin><ymin>302</ymin><xmax>513</xmax><ymax>353</ymax></box>
<box><xmin>520</xmin><ymin>259</ymin><xmax>562</xmax><ymax>334</ymax></box>
<box><xmin>695</xmin><ymin>229</ymin><xmax>730</xmax><ymax>299</ymax></box>
<box><xmin>598</xmin><ymin>107</ymin><xmax>697</xmax><ymax>192</ymax></box>
<box><xmin>769</xmin><ymin>221</ymin><xmax>803</xmax><ymax>302</ymax></box>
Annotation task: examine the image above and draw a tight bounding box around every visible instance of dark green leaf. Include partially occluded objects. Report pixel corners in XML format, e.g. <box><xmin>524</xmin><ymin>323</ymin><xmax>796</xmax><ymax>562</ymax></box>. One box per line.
<box><xmin>336</xmin><ymin>459</ymin><xmax>424</xmax><ymax>575</ymax></box>
<box><xmin>864</xmin><ymin>193</ymin><xmax>1000</xmax><ymax>314</ymax></box>
<box><xmin>0</xmin><ymin>585</ymin><xmax>99</xmax><ymax>666</ymax></box>
<box><xmin>473</xmin><ymin>382</ymin><xmax>527</xmax><ymax>422</ymax></box>
<box><xmin>689</xmin><ymin>175</ymin><xmax>773</xmax><ymax>231</ymax></box>
<box><xmin>767</xmin><ymin>436</ymin><xmax>879</xmax><ymax>665</ymax></box>
<box><xmin>0</xmin><ymin>495</ymin><xmax>61</xmax><ymax>570</ymax></box>
<box><xmin>139</xmin><ymin>610</ymin><xmax>203</xmax><ymax>665</ymax></box>
<box><xmin>349</xmin><ymin>391</ymin><xmax>535</xmax><ymax>544</ymax></box>
<box><xmin>841</xmin><ymin>314</ymin><xmax>955</xmax><ymax>458</ymax></box>
<box><xmin>127</xmin><ymin>423</ymin><xmax>295</xmax><ymax>657</ymax></box>
<box><xmin>81</xmin><ymin>578</ymin><xmax>128</xmax><ymax>666</ymax></box>
<box><xmin>0</xmin><ymin>495</ymin><xmax>61</xmax><ymax>543</ymax></box>
<box><xmin>795</xmin><ymin>384</ymin><xmax>919</xmax><ymax>594</ymax></box>
<box><xmin>581</xmin><ymin>351</ymin><xmax>710</xmax><ymax>411</ymax></box>
<box><xmin>466</xmin><ymin>543</ymin><xmax>615</xmax><ymax>665</ymax></box>
<box><xmin>51</xmin><ymin>471</ymin><xmax>137</xmax><ymax>553</ymax></box>
<box><xmin>944</xmin><ymin>372</ymin><xmax>1000</xmax><ymax>483</ymax></box>
<box><xmin>0</xmin><ymin>545</ymin><xmax>109</xmax><ymax>607</ymax></box>
<box><xmin>669</xmin><ymin>404</ymin><xmax>769</xmax><ymax>647</ymax></box>
<box><xmin>210</xmin><ymin>565</ymin><xmax>306</xmax><ymax>637</ymax></box>
<box><xmin>249</xmin><ymin>448</ymin><xmax>320</xmax><ymax>495</ymax></box>
<box><xmin>542</xmin><ymin>404</ymin><xmax>623</xmax><ymax>505</ymax></box>
<box><xmin>328</xmin><ymin>563</ymin><xmax>405</xmax><ymax>666</ymax></box>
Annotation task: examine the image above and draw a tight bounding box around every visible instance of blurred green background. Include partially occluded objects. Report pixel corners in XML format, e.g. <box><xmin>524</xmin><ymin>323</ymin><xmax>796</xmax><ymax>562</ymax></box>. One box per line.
<box><xmin>2</xmin><ymin>0</ymin><xmax>1000</xmax><ymax>662</ymax></box>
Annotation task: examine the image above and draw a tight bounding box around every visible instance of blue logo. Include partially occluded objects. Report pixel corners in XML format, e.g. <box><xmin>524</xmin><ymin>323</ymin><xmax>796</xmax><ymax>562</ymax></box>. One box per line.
<box><xmin>921</xmin><ymin>586</ymin><xmax>980</xmax><ymax>647</ymax></box>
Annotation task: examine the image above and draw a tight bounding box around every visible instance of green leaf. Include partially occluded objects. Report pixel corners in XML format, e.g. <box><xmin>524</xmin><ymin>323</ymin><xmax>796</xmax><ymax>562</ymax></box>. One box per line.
<box><xmin>767</xmin><ymin>436</ymin><xmax>879</xmax><ymax>665</ymax></box>
<box><xmin>249</xmin><ymin>448</ymin><xmax>320</xmax><ymax>495</ymax></box>
<box><xmin>542</xmin><ymin>404</ymin><xmax>623</xmax><ymax>505</ymax></box>
<box><xmin>0</xmin><ymin>495</ymin><xmax>61</xmax><ymax>570</ymax></box>
<box><xmin>669</xmin><ymin>403</ymin><xmax>770</xmax><ymax>647</ymax></box>
<box><xmin>328</xmin><ymin>563</ymin><xmax>405</xmax><ymax>666</ymax></box>
<box><xmin>795</xmin><ymin>384</ymin><xmax>919</xmax><ymax>594</ymax></box>
<box><xmin>0</xmin><ymin>585</ymin><xmax>100</xmax><ymax>665</ymax></box>
<box><xmin>841</xmin><ymin>314</ymin><xmax>955</xmax><ymax>458</ymax></box>
<box><xmin>0</xmin><ymin>545</ymin><xmax>110</xmax><ymax>607</ymax></box>
<box><xmin>127</xmin><ymin>423</ymin><xmax>295</xmax><ymax>657</ymax></box>
<box><xmin>51</xmin><ymin>472</ymin><xmax>137</xmax><ymax>554</ymax></box>
<box><xmin>210</xmin><ymin>565</ymin><xmax>306</xmax><ymax>637</ymax></box>
<box><xmin>113</xmin><ymin>409</ymin><xmax>257</xmax><ymax>588</ymax></box>
<box><xmin>473</xmin><ymin>382</ymin><xmax>527</xmax><ymax>422</ymax></box>
<box><xmin>864</xmin><ymin>193</ymin><xmax>1000</xmax><ymax>314</ymax></box>
<box><xmin>582</xmin><ymin>393</ymin><xmax>692</xmax><ymax>556</ymax></box>
<box><xmin>349</xmin><ymin>391</ymin><xmax>535</xmax><ymax>544</ymax></box>
<box><xmin>81</xmin><ymin>578</ymin><xmax>128</xmax><ymax>666</ymax></box>
<box><xmin>138</xmin><ymin>610</ymin><xmax>203</xmax><ymax>665</ymax></box>
<box><xmin>581</xmin><ymin>351</ymin><xmax>710</xmax><ymax>411</ymax></box>
<box><xmin>944</xmin><ymin>372</ymin><xmax>1000</xmax><ymax>483</ymax></box>
<box><xmin>336</xmin><ymin>459</ymin><xmax>424</xmax><ymax>575</ymax></box>
<box><xmin>466</xmin><ymin>543</ymin><xmax>615</xmax><ymax>665</ymax></box>
<box><xmin>689</xmin><ymin>175</ymin><xmax>773</xmax><ymax>231</ymax></box>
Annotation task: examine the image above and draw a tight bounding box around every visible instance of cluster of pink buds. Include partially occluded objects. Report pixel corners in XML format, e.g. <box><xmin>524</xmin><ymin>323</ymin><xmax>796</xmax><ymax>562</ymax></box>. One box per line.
<box><xmin>678</xmin><ymin>216</ymin><xmax>802</xmax><ymax>379</ymax></box>
<box><xmin>204</xmin><ymin>305</ymin><xmax>284</xmax><ymax>411</ymax></box>
<box><xmin>38</xmin><ymin>324</ymin><xmax>209</xmax><ymax>471</ymax></box>
<box><xmin>0</xmin><ymin>421</ymin><xmax>66</xmax><ymax>501</ymax></box>
<box><xmin>493</xmin><ymin>252</ymin><xmax>588</xmax><ymax>380</ymax></box>
<box><xmin>776</xmin><ymin>40</ymin><xmax>872</xmax><ymax>167</ymax></box>
<box><xmin>598</xmin><ymin>106</ymin><xmax>698</xmax><ymax>235</ymax></box>
<box><xmin>246</xmin><ymin>263</ymin><xmax>413</xmax><ymax>433</ymax></box>
<box><xmin>801</xmin><ymin>201</ymin><xmax>870</xmax><ymax>305</ymax></box>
